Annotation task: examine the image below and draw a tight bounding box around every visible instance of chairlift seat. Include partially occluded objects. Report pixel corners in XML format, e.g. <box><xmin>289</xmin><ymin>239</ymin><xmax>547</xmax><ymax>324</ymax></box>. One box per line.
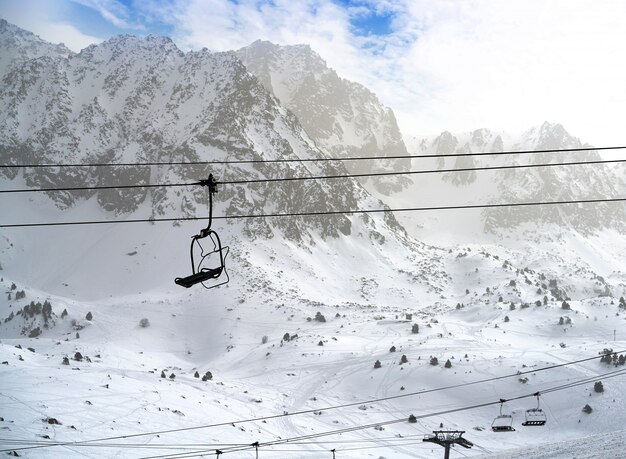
<box><xmin>175</xmin><ymin>267</ymin><xmax>223</xmax><ymax>288</ymax></box>
<box><xmin>522</xmin><ymin>408</ymin><xmax>547</xmax><ymax>426</ymax></box>
<box><xmin>491</xmin><ymin>415</ymin><xmax>515</xmax><ymax>432</ymax></box>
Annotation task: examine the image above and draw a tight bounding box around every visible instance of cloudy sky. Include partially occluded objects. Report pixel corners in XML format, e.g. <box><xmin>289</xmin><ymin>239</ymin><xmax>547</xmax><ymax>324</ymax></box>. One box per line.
<box><xmin>2</xmin><ymin>0</ymin><xmax>626</xmax><ymax>145</ymax></box>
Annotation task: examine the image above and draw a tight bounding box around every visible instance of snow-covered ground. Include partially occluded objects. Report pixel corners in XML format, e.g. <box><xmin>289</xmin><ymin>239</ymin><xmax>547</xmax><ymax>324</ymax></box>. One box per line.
<box><xmin>1</xmin><ymin>198</ymin><xmax>626</xmax><ymax>458</ymax></box>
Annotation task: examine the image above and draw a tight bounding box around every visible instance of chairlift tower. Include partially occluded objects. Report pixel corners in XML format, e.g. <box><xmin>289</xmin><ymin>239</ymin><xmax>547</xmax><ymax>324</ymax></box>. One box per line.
<box><xmin>423</xmin><ymin>430</ymin><xmax>473</xmax><ymax>459</ymax></box>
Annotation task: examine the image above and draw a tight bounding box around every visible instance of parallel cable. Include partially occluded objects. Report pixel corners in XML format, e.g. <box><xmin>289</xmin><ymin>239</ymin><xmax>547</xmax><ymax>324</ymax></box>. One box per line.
<box><xmin>1</xmin><ymin>145</ymin><xmax>625</xmax><ymax>168</ymax></box>
<box><xmin>1</xmin><ymin>197</ymin><xmax>625</xmax><ymax>229</ymax></box>
<box><xmin>219</xmin><ymin>158</ymin><xmax>626</xmax><ymax>185</ymax></box>
<box><xmin>1</xmin><ymin>158</ymin><xmax>625</xmax><ymax>194</ymax></box>
<box><xmin>3</xmin><ymin>350</ymin><xmax>622</xmax><ymax>454</ymax></box>
<box><xmin>136</xmin><ymin>367</ymin><xmax>626</xmax><ymax>459</ymax></box>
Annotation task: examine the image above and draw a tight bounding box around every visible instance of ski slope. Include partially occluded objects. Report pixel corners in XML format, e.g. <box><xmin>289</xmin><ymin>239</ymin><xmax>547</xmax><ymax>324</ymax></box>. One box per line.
<box><xmin>1</xmin><ymin>201</ymin><xmax>626</xmax><ymax>458</ymax></box>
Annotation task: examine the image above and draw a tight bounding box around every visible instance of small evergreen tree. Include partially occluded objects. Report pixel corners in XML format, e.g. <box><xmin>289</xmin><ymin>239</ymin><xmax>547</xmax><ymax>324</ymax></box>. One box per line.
<box><xmin>86</xmin><ymin>311</ymin><xmax>93</xmax><ymax>320</ymax></box>
<box><xmin>389</xmin><ymin>345</ymin><xmax>396</xmax><ymax>353</ymax></box>
<box><xmin>594</xmin><ymin>381</ymin><xmax>604</xmax><ymax>393</ymax></box>
<box><xmin>411</xmin><ymin>324</ymin><xmax>419</xmax><ymax>334</ymax></box>
<box><xmin>504</xmin><ymin>316</ymin><xmax>510</xmax><ymax>323</ymax></box>
<box><xmin>400</xmin><ymin>355</ymin><xmax>408</xmax><ymax>364</ymax></box>
<box><xmin>582</xmin><ymin>404</ymin><xmax>593</xmax><ymax>414</ymax></box>
<box><xmin>374</xmin><ymin>360</ymin><xmax>382</xmax><ymax>369</ymax></box>
<box><xmin>430</xmin><ymin>356</ymin><xmax>439</xmax><ymax>366</ymax></box>
<box><xmin>444</xmin><ymin>359</ymin><xmax>452</xmax><ymax>368</ymax></box>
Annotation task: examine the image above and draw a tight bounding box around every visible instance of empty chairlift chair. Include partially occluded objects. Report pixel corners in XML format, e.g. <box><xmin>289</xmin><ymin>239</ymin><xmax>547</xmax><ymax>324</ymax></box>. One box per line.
<box><xmin>522</xmin><ymin>393</ymin><xmax>547</xmax><ymax>426</ymax></box>
<box><xmin>175</xmin><ymin>174</ymin><xmax>229</xmax><ymax>290</ymax></box>
<box><xmin>492</xmin><ymin>399</ymin><xmax>515</xmax><ymax>432</ymax></box>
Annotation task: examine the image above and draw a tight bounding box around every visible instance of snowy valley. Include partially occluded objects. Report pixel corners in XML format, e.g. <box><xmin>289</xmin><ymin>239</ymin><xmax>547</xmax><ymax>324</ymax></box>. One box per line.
<box><xmin>1</xmin><ymin>20</ymin><xmax>626</xmax><ymax>459</ymax></box>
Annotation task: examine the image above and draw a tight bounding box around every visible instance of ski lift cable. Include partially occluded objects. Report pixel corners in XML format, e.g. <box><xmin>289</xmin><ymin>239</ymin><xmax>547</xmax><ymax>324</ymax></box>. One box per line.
<box><xmin>3</xmin><ymin>350</ymin><xmax>623</xmax><ymax>454</ymax></box>
<box><xmin>218</xmin><ymin>158</ymin><xmax>626</xmax><ymax>186</ymax></box>
<box><xmin>133</xmin><ymin>367</ymin><xmax>626</xmax><ymax>459</ymax></box>
<box><xmin>1</xmin><ymin>145</ymin><xmax>625</xmax><ymax>168</ymax></box>
<box><xmin>1</xmin><ymin>197</ymin><xmax>625</xmax><ymax>229</ymax></box>
<box><xmin>1</xmin><ymin>158</ymin><xmax>625</xmax><ymax>194</ymax></box>
<box><xmin>7</xmin><ymin>368</ymin><xmax>626</xmax><ymax>458</ymax></box>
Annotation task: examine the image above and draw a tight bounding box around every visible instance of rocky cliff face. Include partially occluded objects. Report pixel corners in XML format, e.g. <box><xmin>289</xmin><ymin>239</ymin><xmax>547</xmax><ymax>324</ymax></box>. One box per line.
<box><xmin>407</xmin><ymin>123</ymin><xmax>624</xmax><ymax>234</ymax></box>
<box><xmin>0</xmin><ymin>22</ymin><xmax>417</xmax><ymax>249</ymax></box>
<box><xmin>236</xmin><ymin>40</ymin><xmax>411</xmax><ymax>194</ymax></box>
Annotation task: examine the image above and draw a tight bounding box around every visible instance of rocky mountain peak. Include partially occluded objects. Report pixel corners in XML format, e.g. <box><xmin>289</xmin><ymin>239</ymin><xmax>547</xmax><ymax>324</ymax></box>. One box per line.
<box><xmin>0</xmin><ymin>21</ymin><xmax>415</xmax><ymax>250</ymax></box>
<box><xmin>519</xmin><ymin>121</ymin><xmax>582</xmax><ymax>150</ymax></box>
<box><xmin>236</xmin><ymin>40</ymin><xmax>410</xmax><ymax>194</ymax></box>
<box><xmin>0</xmin><ymin>19</ymin><xmax>72</xmax><ymax>80</ymax></box>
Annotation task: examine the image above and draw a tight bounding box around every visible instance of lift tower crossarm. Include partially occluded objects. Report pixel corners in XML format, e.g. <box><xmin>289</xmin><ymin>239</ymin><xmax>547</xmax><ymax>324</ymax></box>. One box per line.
<box><xmin>423</xmin><ymin>430</ymin><xmax>473</xmax><ymax>459</ymax></box>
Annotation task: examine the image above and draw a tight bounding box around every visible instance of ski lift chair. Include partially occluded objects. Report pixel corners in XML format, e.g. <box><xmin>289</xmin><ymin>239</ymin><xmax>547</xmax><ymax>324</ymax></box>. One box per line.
<box><xmin>492</xmin><ymin>399</ymin><xmax>515</xmax><ymax>432</ymax></box>
<box><xmin>175</xmin><ymin>174</ymin><xmax>229</xmax><ymax>289</ymax></box>
<box><xmin>522</xmin><ymin>393</ymin><xmax>547</xmax><ymax>426</ymax></box>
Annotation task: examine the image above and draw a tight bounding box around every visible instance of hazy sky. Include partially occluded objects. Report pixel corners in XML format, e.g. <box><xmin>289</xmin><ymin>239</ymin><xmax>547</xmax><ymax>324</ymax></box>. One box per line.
<box><xmin>2</xmin><ymin>0</ymin><xmax>626</xmax><ymax>146</ymax></box>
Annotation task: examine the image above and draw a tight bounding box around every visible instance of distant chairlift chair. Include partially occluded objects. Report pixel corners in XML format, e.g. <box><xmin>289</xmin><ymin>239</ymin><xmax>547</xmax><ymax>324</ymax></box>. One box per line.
<box><xmin>492</xmin><ymin>399</ymin><xmax>515</xmax><ymax>432</ymax></box>
<box><xmin>522</xmin><ymin>393</ymin><xmax>547</xmax><ymax>426</ymax></box>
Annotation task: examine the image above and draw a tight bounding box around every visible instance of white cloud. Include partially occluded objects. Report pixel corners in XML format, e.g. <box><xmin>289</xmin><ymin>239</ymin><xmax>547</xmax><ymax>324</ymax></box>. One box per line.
<box><xmin>388</xmin><ymin>0</ymin><xmax>626</xmax><ymax>144</ymax></box>
<box><xmin>138</xmin><ymin>0</ymin><xmax>626</xmax><ymax>145</ymax></box>
<box><xmin>37</xmin><ymin>22</ymin><xmax>103</xmax><ymax>51</ymax></box>
<box><xmin>7</xmin><ymin>0</ymin><xmax>626</xmax><ymax>145</ymax></box>
<box><xmin>71</xmin><ymin>0</ymin><xmax>133</xmax><ymax>29</ymax></box>
<box><xmin>1</xmin><ymin>0</ymin><xmax>103</xmax><ymax>51</ymax></box>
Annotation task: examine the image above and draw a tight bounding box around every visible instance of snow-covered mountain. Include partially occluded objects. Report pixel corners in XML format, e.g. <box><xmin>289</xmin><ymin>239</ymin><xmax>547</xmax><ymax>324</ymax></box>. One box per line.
<box><xmin>0</xmin><ymin>19</ymin><xmax>71</xmax><ymax>80</ymax></box>
<box><xmin>0</xmin><ymin>19</ymin><xmax>446</xmax><ymax>302</ymax></box>
<box><xmin>237</xmin><ymin>40</ymin><xmax>411</xmax><ymax>194</ymax></box>
<box><xmin>1</xmin><ymin>25</ymin><xmax>400</xmax><ymax>243</ymax></box>
<box><xmin>1</xmin><ymin>21</ymin><xmax>625</xmax><ymax>459</ymax></box>
<box><xmin>400</xmin><ymin>122</ymin><xmax>625</xmax><ymax>239</ymax></box>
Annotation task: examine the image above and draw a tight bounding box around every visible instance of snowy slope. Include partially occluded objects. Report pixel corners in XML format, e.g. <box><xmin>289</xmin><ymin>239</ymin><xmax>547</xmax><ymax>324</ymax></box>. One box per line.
<box><xmin>1</xmin><ymin>22</ymin><xmax>626</xmax><ymax>459</ymax></box>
